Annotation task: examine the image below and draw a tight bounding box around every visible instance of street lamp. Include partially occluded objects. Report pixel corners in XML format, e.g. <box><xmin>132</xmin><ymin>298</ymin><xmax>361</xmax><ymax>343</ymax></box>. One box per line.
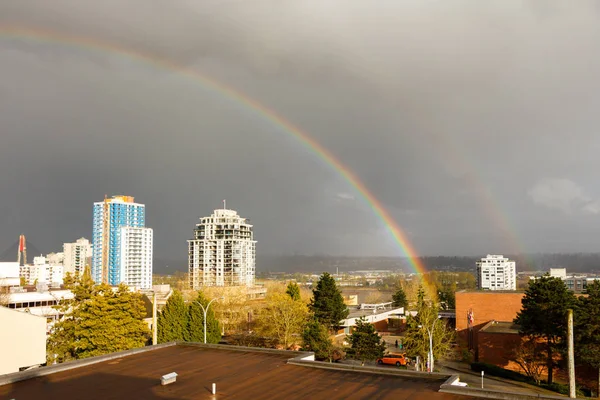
<box><xmin>419</xmin><ymin>315</ymin><xmax>441</xmax><ymax>373</ymax></box>
<box><xmin>193</xmin><ymin>296</ymin><xmax>224</xmax><ymax>344</ymax></box>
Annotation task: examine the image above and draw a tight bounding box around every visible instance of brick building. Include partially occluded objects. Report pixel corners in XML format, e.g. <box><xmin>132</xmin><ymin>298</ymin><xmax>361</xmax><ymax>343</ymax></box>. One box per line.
<box><xmin>455</xmin><ymin>290</ymin><xmax>524</xmax><ymax>362</ymax></box>
<box><xmin>455</xmin><ymin>290</ymin><xmax>598</xmax><ymax>392</ymax></box>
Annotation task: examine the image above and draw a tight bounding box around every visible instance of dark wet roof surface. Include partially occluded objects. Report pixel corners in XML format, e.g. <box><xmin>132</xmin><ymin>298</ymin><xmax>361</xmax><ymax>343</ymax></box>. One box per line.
<box><xmin>1</xmin><ymin>345</ymin><xmax>473</xmax><ymax>400</ymax></box>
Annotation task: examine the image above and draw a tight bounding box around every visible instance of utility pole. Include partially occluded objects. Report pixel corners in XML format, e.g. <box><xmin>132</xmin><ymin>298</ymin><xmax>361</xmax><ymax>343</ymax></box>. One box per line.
<box><xmin>567</xmin><ymin>309</ymin><xmax>575</xmax><ymax>399</ymax></box>
<box><xmin>152</xmin><ymin>291</ymin><xmax>158</xmax><ymax>345</ymax></box>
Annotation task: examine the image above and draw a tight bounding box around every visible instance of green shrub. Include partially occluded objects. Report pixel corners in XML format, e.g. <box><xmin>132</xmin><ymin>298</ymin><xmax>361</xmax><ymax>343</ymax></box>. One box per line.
<box><xmin>470</xmin><ymin>362</ymin><xmax>591</xmax><ymax>397</ymax></box>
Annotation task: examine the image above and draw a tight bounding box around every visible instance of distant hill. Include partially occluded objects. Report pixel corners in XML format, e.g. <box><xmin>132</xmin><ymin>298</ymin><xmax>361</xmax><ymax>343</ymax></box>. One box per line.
<box><xmin>67</xmin><ymin>252</ymin><xmax>600</xmax><ymax>276</ymax></box>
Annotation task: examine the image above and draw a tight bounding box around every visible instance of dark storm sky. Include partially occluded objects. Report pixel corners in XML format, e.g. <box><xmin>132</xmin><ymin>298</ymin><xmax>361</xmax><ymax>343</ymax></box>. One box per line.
<box><xmin>1</xmin><ymin>0</ymin><xmax>600</xmax><ymax>261</ymax></box>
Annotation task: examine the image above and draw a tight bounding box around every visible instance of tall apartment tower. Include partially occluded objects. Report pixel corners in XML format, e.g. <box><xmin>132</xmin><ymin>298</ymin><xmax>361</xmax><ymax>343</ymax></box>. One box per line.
<box><xmin>188</xmin><ymin>207</ymin><xmax>256</xmax><ymax>289</ymax></box>
<box><xmin>120</xmin><ymin>227</ymin><xmax>153</xmax><ymax>290</ymax></box>
<box><xmin>476</xmin><ymin>254</ymin><xmax>516</xmax><ymax>291</ymax></box>
<box><xmin>92</xmin><ymin>195</ymin><xmax>153</xmax><ymax>288</ymax></box>
<box><xmin>63</xmin><ymin>238</ymin><xmax>92</xmax><ymax>276</ymax></box>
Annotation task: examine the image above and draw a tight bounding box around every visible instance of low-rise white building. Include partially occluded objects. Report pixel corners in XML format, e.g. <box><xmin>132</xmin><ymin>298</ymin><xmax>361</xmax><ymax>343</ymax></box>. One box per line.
<box><xmin>20</xmin><ymin>256</ymin><xmax>64</xmax><ymax>287</ymax></box>
<box><xmin>476</xmin><ymin>254</ymin><xmax>516</xmax><ymax>291</ymax></box>
<box><xmin>340</xmin><ymin>302</ymin><xmax>405</xmax><ymax>334</ymax></box>
<box><xmin>5</xmin><ymin>289</ymin><xmax>75</xmax><ymax>334</ymax></box>
<box><xmin>0</xmin><ymin>262</ymin><xmax>20</xmax><ymax>288</ymax></box>
<box><xmin>550</xmin><ymin>268</ymin><xmax>567</xmax><ymax>279</ymax></box>
<box><xmin>0</xmin><ymin>306</ymin><xmax>47</xmax><ymax>375</ymax></box>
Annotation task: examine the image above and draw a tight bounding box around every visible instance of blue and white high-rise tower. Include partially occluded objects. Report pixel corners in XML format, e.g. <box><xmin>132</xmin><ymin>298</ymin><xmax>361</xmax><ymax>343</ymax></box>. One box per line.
<box><xmin>92</xmin><ymin>195</ymin><xmax>150</xmax><ymax>287</ymax></box>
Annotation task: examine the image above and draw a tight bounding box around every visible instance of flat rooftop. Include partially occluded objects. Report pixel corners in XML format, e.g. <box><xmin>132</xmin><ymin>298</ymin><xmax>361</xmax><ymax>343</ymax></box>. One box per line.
<box><xmin>480</xmin><ymin>321</ymin><xmax>520</xmax><ymax>334</ymax></box>
<box><xmin>0</xmin><ymin>344</ymin><xmax>471</xmax><ymax>400</ymax></box>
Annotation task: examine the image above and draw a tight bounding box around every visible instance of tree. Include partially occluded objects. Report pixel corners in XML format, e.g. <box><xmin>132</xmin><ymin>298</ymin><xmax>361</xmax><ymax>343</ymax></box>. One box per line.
<box><xmin>157</xmin><ymin>290</ymin><xmax>188</xmax><ymax>343</ymax></box>
<box><xmin>345</xmin><ymin>317</ymin><xmax>386</xmax><ymax>365</ymax></box>
<box><xmin>514</xmin><ymin>275</ymin><xmax>576</xmax><ymax>384</ymax></box>
<box><xmin>0</xmin><ymin>283</ymin><xmax>10</xmax><ymax>306</ymax></box>
<box><xmin>47</xmin><ymin>272</ymin><xmax>149</xmax><ymax>363</ymax></box>
<box><xmin>403</xmin><ymin>301</ymin><xmax>454</xmax><ymax>372</ymax></box>
<box><xmin>310</xmin><ymin>272</ymin><xmax>349</xmax><ymax>332</ymax></box>
<box><xmin>416</xmin><ymin>285</ymin><xmax>426</xmax><ymax>309</ymax></box>
<box><xmin>392</xmin><ymin>286</ymin><xmax>408</xmax><ymax>309</ymax></box>
<box><xmin>286</xmin><ymin>282</ymin><xmax>301</xmax><ymax>301</ymax></box>
<box><xmin>255</xmin><ymin>293</ymin><xmax>308</xmax><ymax>348</ymax></box>
<box><xmin>575</xmin><ymin>280</ymin><xmax>600</xmax><ymax>396</ymax></box>
<box><xmin>302</xmin><ymin>318</ymin><xmax>333</xmax><ymax>361</ymax></box>
<box><xmin>185</xmin><ymin>292</ymin><xmax>221</xmax><ymax>343</ymax></box>
<box><xmin>512</xmin><ymin>338</ymin><xmax>546</xmax><ymax>385</ymax></box>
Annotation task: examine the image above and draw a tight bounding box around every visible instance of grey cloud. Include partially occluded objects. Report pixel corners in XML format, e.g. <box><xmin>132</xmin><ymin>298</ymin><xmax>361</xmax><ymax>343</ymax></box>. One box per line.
<box><xmin>1</xmin><ymin>1</ymin><xmax>600</xmax><ymax>261</ymax></box>
<box><xmin>529</xmin><ymin>179</ymin><xmax>600</xmax><ymax>215</ymax></box>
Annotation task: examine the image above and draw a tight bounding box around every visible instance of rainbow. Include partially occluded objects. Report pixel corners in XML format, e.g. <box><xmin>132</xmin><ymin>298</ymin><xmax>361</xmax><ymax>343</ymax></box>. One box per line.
<box><xmin>0</xmin><ymin>26</ymin><xmax>436</xmax><ymax>294</ymax></box>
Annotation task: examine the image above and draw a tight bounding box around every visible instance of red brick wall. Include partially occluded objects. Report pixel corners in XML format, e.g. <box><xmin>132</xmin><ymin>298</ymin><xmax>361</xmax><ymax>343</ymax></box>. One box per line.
<box><xmin>477</xmin><ymin>331</ymin><xmax>523</xmax><ymax>370</ymax></box>
<box><xmin>373</xmin><ymin>319</ymin><xmax>388</xmax><ymax>332</ymax></box>
<box><xmin>455</xmin><ymin>291</ymin><xmax>524</xmax><ymax>332</ymax></box>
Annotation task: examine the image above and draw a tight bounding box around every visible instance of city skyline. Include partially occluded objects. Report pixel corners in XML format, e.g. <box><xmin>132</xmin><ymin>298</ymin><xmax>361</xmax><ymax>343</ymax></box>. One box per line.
<box><xmin>2</xmin><ymin>2</ymin><xmax>600</xmax><ymax>261</ymax></box>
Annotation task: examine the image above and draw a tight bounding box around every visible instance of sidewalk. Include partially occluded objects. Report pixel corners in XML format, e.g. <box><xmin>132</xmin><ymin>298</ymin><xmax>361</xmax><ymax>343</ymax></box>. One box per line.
<box><xmin>438</xmin><ymin>360</ymin><xmax>563</xmax><ymax>397</ymax></box>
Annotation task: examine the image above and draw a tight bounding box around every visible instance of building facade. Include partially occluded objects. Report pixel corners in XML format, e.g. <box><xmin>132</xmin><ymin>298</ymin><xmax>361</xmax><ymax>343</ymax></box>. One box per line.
<box><xmin>0</xmin><ymin>306</ymin><xmax>47</xmax><ymax>375</ymax></box>
<box><xmin>63</xmin><ymin>237</ymin><xmax>92</xmax><ymax>276</ymax></box>
<box><xmin>476</xmin><ymin>254</ymin><xmax>516</xmax><ymax>291</ymax></box>
<box><xmin>92</xmin><ymin>195</ymin><xmax>147</xmax><ymax>286</ymax></box>
<box><xmin>19</xmin><ymin>256</ymin><xmax>64</xmax><ymax>287</ymax></box>
<box><xmin>120</xmin><ymin>227</ymin><xmax>153</xmax><ymax>290</ymax></box>
<box><xmin>188</xmin><ymin>208</ymin><xmax>256</xmax><ymax>289</ymax></box>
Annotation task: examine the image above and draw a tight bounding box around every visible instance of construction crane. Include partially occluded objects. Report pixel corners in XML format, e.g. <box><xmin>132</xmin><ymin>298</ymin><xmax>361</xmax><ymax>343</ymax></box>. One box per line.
<box><xmin>17</xmin><ymin>234</ymin><xmax>27</xmax><ymax>266</ymax></box>
<box><xmin>101</xmin><ymin>194</ymin><xmax>110</xmax><ymax>284</ymax></box>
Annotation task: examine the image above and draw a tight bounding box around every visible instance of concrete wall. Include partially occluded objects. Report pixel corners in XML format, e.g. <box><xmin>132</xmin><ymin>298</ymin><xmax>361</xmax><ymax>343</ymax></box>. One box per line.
<box><xmin>0</xmin><ymin>306</ymin><xmax>46</xmax><ymax>375</ymax></box>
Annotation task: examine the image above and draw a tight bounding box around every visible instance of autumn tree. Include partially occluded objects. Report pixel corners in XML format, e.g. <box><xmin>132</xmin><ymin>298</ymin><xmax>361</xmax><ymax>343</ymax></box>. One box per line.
<box><xmin>575</xmin><ymin>280</ymin><xmax>600</xmax><ymax>396</ymax></box>
<box><xmin>345</xmin><ymin>317</ymin><xmax>386</xmax><ymax>366</ymax></box>
<box><xmin>157</xmin><ymin>290</ymin><xmax>188</xmax><ymax>343</ymax></box>
<box><xmin>514</xmin><ymin>275</ymin><xmax>576</xmax><ymax>384</ymax></box>
<box><xmin>310</xmin><ymin>272</ymin><xmax>348</xmax><ymax>332</ymax></box>
<box><xmin>0</xmin><ymin>284</ymin><xmax>9</xmax><ymax>306</ymax></box>
<box><xmin>203</xmin><ymin>285</ymin><xmax>252</xmax><ymax>334</ymax></box>
<box><xmin>302</xmin><ymin>318</ymin><xmax>333</xmax><ymax>361</ymax></box>
<box><xmin>185</xmin><ymin>291</ymin><xmax>221</xmax><ymax>344</ymax></box>
<box><xmin>47</xmin><ymin>269</ymin><xmax>149</xmax><ymax>363</ymax></box>
<box><xmin>403</xmin><ymin>301</ymin><xmax>454</xmax><ymax>371</ymax></box>
<box><xmin>255</xmin><ymin>293</ymin><xmax>308</xmax><ymax>348</ymax></box>
<box><xmin>286</xmin><ymin>282</ymin><xmax>301</xmax><ymax>301</ymax></box>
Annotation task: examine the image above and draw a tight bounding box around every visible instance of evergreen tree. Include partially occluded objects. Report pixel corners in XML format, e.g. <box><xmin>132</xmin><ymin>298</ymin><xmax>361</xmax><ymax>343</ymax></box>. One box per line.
<box><xmin>416</xmin><ymin>285</ymin><xmax>426</xmax><ymax>309</ymax></box>
<box><xmin>302</xmin><ymin>318</ymin><xmax>333</xmax><ymax>361</ymax></box>
<box><xmin>345</xmin><ymin>317</ymin><xmax>386</xmax><ymax>365</ymax></box>
<box><xmin>392</xmin><ymin>286</ymin><xmax>408</xmax><ymax>309</ymax></box>
<box><xmin>310</xmin><ymin>272</ymin><xmax>349</xmax><ymax>331</ymax></box>
<box><xmin>575</xmin><ymin>280</ymin><xmax>600</xmax><ymax>396</ymax></box>
<box><xmin>157</xmin><ymin>290</ymin><xmax>188</xmax><ymax>343</ymax></box>
<box><xmin>514</xmin><ymin>275</ymin><xmax>576</xmax><ymax>384</ymax></box>
<box><xmin>47</xmin><ymin>275</ymin><xmax>149</xmax><ymax>363</ymax></box>
<box><xmin>286</xmin><ymin>282</ymin><xmax>301</xmax><ymax>301</ymax></box>
<box><xmin>185</xmin><ymin>292</ymin><xmax>221</xmax><ymax>344</ymax></box>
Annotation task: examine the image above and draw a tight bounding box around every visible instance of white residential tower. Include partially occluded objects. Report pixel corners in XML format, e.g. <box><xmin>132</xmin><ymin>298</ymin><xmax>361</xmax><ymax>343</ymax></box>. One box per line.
<box><xmin>120</xmin><ymin>227</ymin><xmax>153</xmax><ymax>290</ymax></box>
<box><xmin>188</xmin><ymin>207</ymin><xmax>256</xmax><ymax>289</ymax></box>
<box><xmin>476</xmin><ymin>254</ymin><xmax>516</xmax><ymax>291</ymax></box>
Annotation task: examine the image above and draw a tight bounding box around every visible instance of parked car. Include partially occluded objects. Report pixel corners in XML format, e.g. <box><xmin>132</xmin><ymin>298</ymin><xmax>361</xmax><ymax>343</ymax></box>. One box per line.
<box><xmin>376</xmin><ymin>353</ymin><xmax>408</xmax><ymax>367</ymax></box>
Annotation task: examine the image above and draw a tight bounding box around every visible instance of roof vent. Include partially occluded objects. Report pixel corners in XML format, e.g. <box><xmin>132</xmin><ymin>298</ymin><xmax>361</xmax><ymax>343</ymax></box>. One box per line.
<box><xmin>161</xmin><ymin>372</ymin><xmax>178</xmax><ymax>386</ymax></box>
